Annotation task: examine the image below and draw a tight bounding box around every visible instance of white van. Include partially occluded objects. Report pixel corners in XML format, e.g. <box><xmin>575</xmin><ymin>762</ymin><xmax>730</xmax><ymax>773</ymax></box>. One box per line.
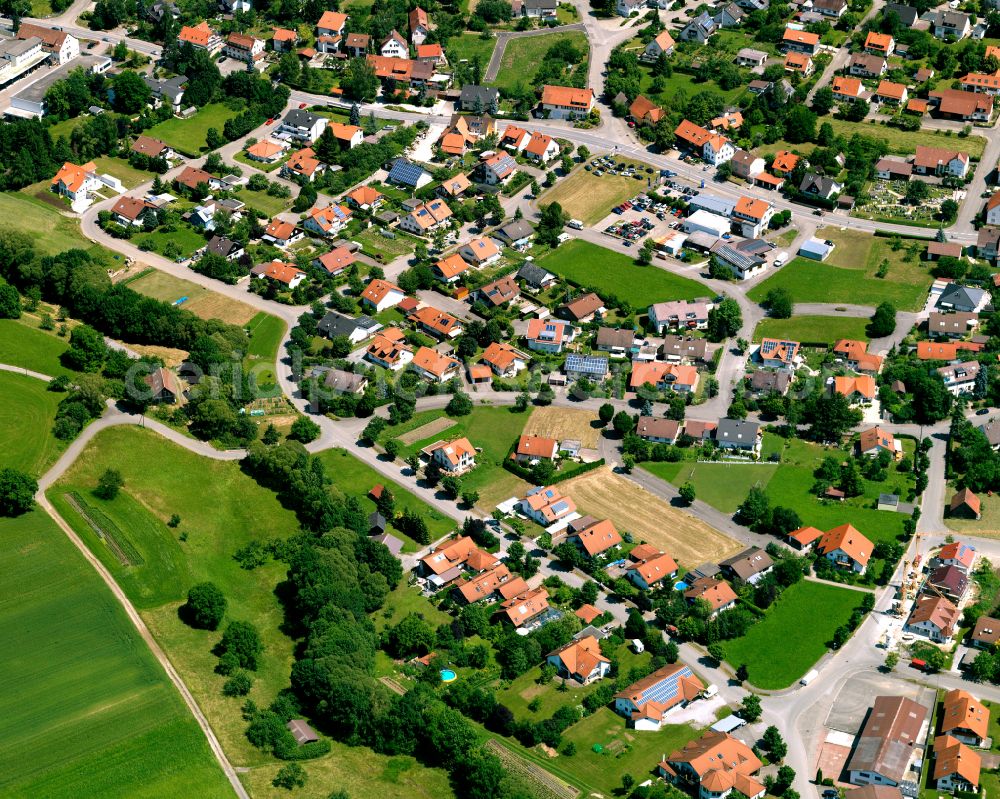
<box><xmin>567</xmin><ymin>219</ymin><xmax>584</xmax><ymax>230</ymax></box>
<box><xmin>702</xmin><ymin>684</ymin><xmax>719</xmax><ymax>699</ymax></box>
<box><xmin>774</xmin><ymin>251</ymin><xmax>789</xmax><ymax>267</ymax></box>
<box><xmin>800</xmin><ymin>669</ymin><xmax>818</xmax><ymax>686</ymax></box>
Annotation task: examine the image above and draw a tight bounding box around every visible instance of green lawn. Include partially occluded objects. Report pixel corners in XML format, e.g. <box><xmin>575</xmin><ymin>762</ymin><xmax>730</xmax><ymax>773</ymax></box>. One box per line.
<box><xmin>753</xmin><ymin>315</ymin><xmax>870</xmax><ymax>345</ymax></box>
<box><xmin>491</xmin><ymin>30</ymin><xmax>589</xmax><ymax>94</ymax></box>
<box><xmin>91</xmin><ymin>156</ymin><xmax>156</xmax><ymax>189</ymax></box>
<box><xmin>0</xmin><ymin>370</ymin><xmax>65</xmax><ymax>476</ymax></box>
<box><xmin>355</xmin><ymin>226</ymin><xmax>416</xmax><ymax>263</ymax></box>
<box><xmin>639</xmin><ymin>67</ymin><xmax>746</xmax><ymax>107</ymax></box>
<box><xmin>49</xmin><ymin>426</ymin><xmax>302</xmax><ymax>765</ymax></box>
<box><xmin>316</xmin><ymin>448</ymin><xmax>457</xmax><ymax>549</ymax></box>
<box><xmin>243</xmin><ymin>311</ymin><xmax>286</xmax><ymax>386</ymax></box>
<box><xmin>825</xmin><ymin>119</ymin><xmax>986</xmax><ymax>159</ymax></box>
<box><xmin>747</xmin><ymin>228</ymin><xmax>932</xmax><ymax>311</ymax></box>
<box><xmin>761</xmin><ymin>437</ymin><xmax>914</xmax><ymax>545</ymax></box>
<box><xmin>387</xmin><ymin>406</ymin><xmax>532</xmax><ymax>510</ymax></box>
<box><xmin>645</xmin><ymin>436</ymin><xmax>915</xmax><ymax>544</ymax></box>
<box><xmin>135</xmin><ymin>225</ymin><xmax>207</xmax><ymax>259</ymax></box>
<box><xmin>555</xmin><ymin>708</ymin><xmax>701</xmax><ymax>795</ymax></box>
<box><xmin>643</xmin><ymin>461</ymin><xmax>778</xmax><ymax>514</ymax></box>
<box><xmin>497</xmin><ymin>645</ymin><xmax>650</xmax><ymax>722</ymax></box>
<box><xmin>0</xmin><ymin>511</ymin><xmax>230</xmax><ymax>798</ymax></box>
<box><xmin>1</xmin><ymin>190</ymin><xmax>96</xmax><ymax>254</ymax></box>
<box><xmin>146</xmin><ymin>103</ymin><xmax>240</xmax><ymax>156</ymax></box>
<box><xmin>722</xmin><ymin>580</ymin><xmax>862</xmax><ymax>688</ymax></box>
<box><xmin>445</xmin><ymin>32</ymin><xmax>497</xmax><ymax>67</ymax></box>
<box><xmin>240</xmin><ymin>187</ymin><xmax>295</xmax><ymax>218</ymax></box>
<box><xmin>0</xmin><ymin>318</ymin><xmax>74</xmax><ymax>376</ymax></box>
<box><xmin>538</xmin><ymin>239</ymin><xmax>711</xmax><ymax>307</ymax></box>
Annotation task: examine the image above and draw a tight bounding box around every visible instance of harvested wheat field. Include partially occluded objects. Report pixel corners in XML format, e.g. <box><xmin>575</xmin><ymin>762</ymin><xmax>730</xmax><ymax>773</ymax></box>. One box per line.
<box><xmin>123</xmin><ymin>343</ymin><xmax>188</xmax><ymax>367</ymax></box>
<box><xmin>559</xmin><ymin>467</ymin><xmax>742</xmax><ymax>567</ymax></box>
<box><xmin>523</xmin><ymin>407</ymin><xmax>602</xmax><ymax>449</ymax></box>
<box><xmin>398</xmin><ymin>416</ymin><xmax>457</xmax><ymax>445</ymax></box>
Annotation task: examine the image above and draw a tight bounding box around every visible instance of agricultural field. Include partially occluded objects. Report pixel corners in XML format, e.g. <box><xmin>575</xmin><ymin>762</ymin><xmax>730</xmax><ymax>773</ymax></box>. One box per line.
<box><xmin>491</xmin><ymin>30</ymin><xmax>589</xmax><ymax>94</ymax></box>
<box><xmin>49</xmin><ymin>426</ymin><xmax>302</xmax><ymax>764</ymax></box>
<box><xmin>146</xmin><ymin>103</ymin><xmax>240</xmax><ymax>156</ymax></box>
<box><xmin>387</xmin><ymin>406</ymin><xmax>532</xmax><ymax>509</ymax></box>
<box><xmin>0</xmin><ymin>371</ymin><xmax>64</xmax><ymax>476</ymax></box>
<box><xmin>316</xmin><ymin>448</ymin><xmax>457</xmax><ymax>549</ymax></box>
<box><xmin>522</xmin><ymin>406</ymin><xmax>603</xmax><ymax>449</ymax></box>
<box><xmin>753</xmin><ymin>315</ymin><xmax>870</xmax><ymax>346</ymax></box>
<box><xmin>539</xmin><ymin>158</ymin><xmax>655</xmax><ymax>226</ymax></box>
<box><xmin>126</xmin><ymin>269</ymin><xmax>259</xmax><ymax>326</ymax></box>
<box><xmin>0</xmin><ymin>511</ymin><xmax>229</xmax><ymax>798</ymax></box>
<box><xmin>0</xmin><ymin>318</ymin><xmax>74</xmax><ymax>376</ymax></box>
<box><xmin>537</xmin><ymin>240</ymin><xmax>711</xmax><ymax>307</ymax></box>
<box><xmin>558</xmin><ymin>467</ymin><xmax>742</xmax><ymax>567</ymax></box>
<box><xmin>747</xmin><ymin>228</ymin><xmax>932</xmax><ymax>311</ymax></box>
<box><xmin>722</xmin><ymin>580</ymin><xmax>863</xmax><ymax>688</ymax></box>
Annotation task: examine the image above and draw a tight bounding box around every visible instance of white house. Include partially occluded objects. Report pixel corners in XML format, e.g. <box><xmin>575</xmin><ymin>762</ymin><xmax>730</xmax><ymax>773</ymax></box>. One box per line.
<box><xmin>279</xmin><ymin>109</ymin><xmax>328</xmax><ymax>143</ymax></box>
<box><xmin>613</xmin><ymin>664</ymin><xmax>703</xmax><ymax>731</ymax></box>
<box><xmin>644</xmin><ymin>30</ymin><xmax>675</xmax><ymax>60</ymax></box>
<box><xmin>905</xmin><ymin>595</ymin><xmax>960</xmax><ymax>643</ymax></box>
<box><xmin>546</xmin><ymin>636</ymin><xmax>611</xmax><ymax>684</ymax></box>
<box><xmin>523</xmin><ymin>132</ymin><xmax>561</xmax><ymax>163</ymax></box>
<box><xmin>627</xmin><ymin>553</ymin><xmax>679</xmax><ymax>590</ymax></box>
<box><xmin>540</xmin><ymin>85</ymin><xmax>595</xmax><ymax>120</ymax></box>
<box><xmin>428</xmin><ymin>437</ymin><xmax>476</xmax><ymax>474</ymax></box>
<box><xmin>360</xmin><ymin>279</ymin><xmax>406</xmax><ymax>313</ymax></box>
<box><xmin>703</xmin><ymin>134</ymin><xmax>735</xmax><ymax>166</ymax></box>
<box><xmin>380</xmin><ymin>30</ymin><xmax>408</xmax><ymax>58</ymax></box>
<box><xmin>50</xmin><ymin>160</ymin><xmax>101</xmax><ymax>203</ymax></box>
<box><xmin>458</xmin><ymin>237</ymin><xmax>501</xmax><ymax>267</ymax></box>
<box><xmin>16</xmin><ymin>23</ymin><xmax>78</xmax><ymax>64</ymax></box>
<box><xmin>224</xmin><ymin>32</ymin><xmax>264</xmax><ymax>64</ymax></box>
<box><xmin>617</xmin><ymin>0</ymin><xmax>644</xmax><ymax>15</ymax></box>
<box><xmin>525</xmin><ymin>319</ymin><xmax>574</xmax><ymax>353</ymax></box>
<box><xmin>302</xmin><ymin>204</ymin><xmax>352</xmax><ymax>237</ymax></box>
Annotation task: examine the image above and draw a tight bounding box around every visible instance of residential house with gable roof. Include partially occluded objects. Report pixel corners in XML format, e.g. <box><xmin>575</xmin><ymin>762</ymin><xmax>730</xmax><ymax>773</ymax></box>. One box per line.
<box><xmin>816</xmin><ymin>524</ymin><xmax>872</xmax><ymax>573</ymax></box>
<box><xmin>905</xmin><ymin>595</ymin><xmax>960</xmax><ymax>643</ymax></box>
<box><xmin>684</xmin><ymin>577</ymin><xmax>738</xmax><ymax>617</ymax></box>
<box><xmin>515</xmin><ymin>434</ymin><xmax>558</xmax><ymax>463</ymax></box>
<box><xmin>933</xmin><ymin>735</ymin><xmax>981</xmax><ymax>794</ymax></box>
<box><xmin>410</xmin><ymin>346</ymin><xmax>462</xmax><ymax>383</ymax></box>
<box><xmin>627</xmin><ymin>552</ymin><xmax>680</xmax><ymax>590</ymax></box>
<box><xmin>518</xmin><ymin>485</ymin><xmax>576</xmax><ymax>526</ymax></box>
<box><xmin>547</xmin><ymin>636</ymin><xmax>611</xmax><ymax>684</ymax></box>
<box><xmin>540</xmin><ymin>85</ymin><xmax>595</xmax><ymax>119</ymax></box>
<box><xmin>428</xmin><ymin>437</ymin><xmax>476</xmax><ymax>474</ymax></box>
<box><xmin>614</xmin><ymin>664</ymin><xmax>704</xmax><ymax>730</ymax></box>
<box><xmin>659</xmin><ymin>731</ymin><xmax>765</xmax><ymax>799</ymax></box>
<box><xmin>360</xmin><ymin>279</ymin><xmax>405</xmax><ymax>313</ymax></box>
<box><xmin>525</xmin><ymin>318</ymin><xmax>573</xmax><ymax>353</ymax></box>
<box><xmin>568</xmin><ymin>518</ymin><xmax>622</xmax><ymax>558</ymax></box>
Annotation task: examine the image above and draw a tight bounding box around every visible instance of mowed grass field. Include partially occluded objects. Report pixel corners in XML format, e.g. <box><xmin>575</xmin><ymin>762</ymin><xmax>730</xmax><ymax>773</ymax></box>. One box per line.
<box><xmin>0</xmin><ymin>190</ymin><xmax>97</xmax><ymax>254</ymax></box>
<box><xmin>559</xmin><ymin>467</ymin><xmax>742</xmax><ymax>566</ymax></box>
<box><xmin>0</xmin><ymin>319</ymin><xmax>74</xmax><ymax>376</ymax></box>
<box><xmin>49</xmin><ymin>426</ymin><xmax>301</xmax><ymax>765</ymax></box>
<box><xmin>389</xmin><ymin>406</ymin><xmax>532</xmax><ymax>510</ymax></box>
<box><xmin>146</xmin><ymin>103</ymin><xmax>240</xmax><ymax>156</ymax></box>
<box><xmin>538</xmin><ymin>239</ymin><xmax>711</xmax><ymax>307</ymax></box>
<box><xmin>91</xmin><ymin>156</ymin><xmax>157</xmax><ymax>190</ymax></box>
<box><xmin>445</xmin><ymin>31</ymin><xmax>497</xmax><ymax>67</ymax></box>
<box><xmin>0</xmin><ymin>512</ymin><xmax>230</xmax><ymax>798</ymax></box>
<box><xmin>540</xmin><ymin>159</ymin><xmax>653</xmax><ymax>225</ymax></box>
<box><xmin>643</xmin><ymin>461</ymin><xmax>778</xmax><ymax>514</ymax></box>
<box><xmin>747</xmin><ymin>228</ymin><xmax>932</xmax><ymax>311</ymax></box>
<box><xmin>316</xmin><ymin>448</ymin><xmax>457</xmax><ymax>550</ymax></box>
<box><xmin>0</xmin><ymin>371</ymin><xmax>64</xmax><ymax>476</ymax></box>
<box><xmin>722</xmin><ymin>580</ymin><xmax>862</xmax><ymax>688</ymax></box>
<box><xmin>126</xmin><ymin>269</ymin><xmax>259</xmax><ymax>326</ymax></box>
<box><xmin>645</xmin><ymin>436</ymin><xmax>915</xmax><ymax>545</ymax></box>
<box><xmin>753</xmin><ymin>315</ymin><xmax>870</xmax><ymax>345</ymax></box>
<box><xmin>522</xmin><ymin>406</ymin><xmax>602</xmax><ymax>448</ymax></box>
<box><xmin>491</xmin><ymin>30</ymin><xmax>589</xmax><ymax>93</ymax></box>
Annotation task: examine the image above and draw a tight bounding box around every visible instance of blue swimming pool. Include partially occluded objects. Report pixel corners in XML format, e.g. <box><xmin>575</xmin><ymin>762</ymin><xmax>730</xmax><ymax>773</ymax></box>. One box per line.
<box><xmin>440</xmin><ymin>669</ymin><xmax>457</xmax><ymax>683</ymax></box>
<box><xmin>674</xmin><ymin>581</ymin><xmax>688</xmax><ymax>591</ymax></box>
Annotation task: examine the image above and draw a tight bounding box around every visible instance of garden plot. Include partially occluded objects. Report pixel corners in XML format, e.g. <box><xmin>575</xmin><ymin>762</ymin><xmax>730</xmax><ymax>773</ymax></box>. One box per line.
<box><xmin>853</xmin><ymin>178</ymin><xmax>963</xmax><ymax>224</ymax></box>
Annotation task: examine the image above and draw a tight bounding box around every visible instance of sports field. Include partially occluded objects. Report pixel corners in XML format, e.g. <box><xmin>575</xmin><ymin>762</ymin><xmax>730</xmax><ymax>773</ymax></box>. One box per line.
<box><xmin>0</xmin><ymin>370</ymin><xmax>64</xmax><ymax>476</ymax></box>
<box><xmin>126</xmin><ymin>270</ymin><xmax>258</xmax><ymax>326</ymax></box>
<box><xmin>722</xmin><ymin>580</ymin><xmax>862</xmax><ymax>688</ymax></box>
<box><xmin>559</xmin><ymin>467</ymin><xmax>742</xmax><ymax>566</ymax></box>
<box><xmin>0</xmin><ymin>512</ymin><xmax>229</xmax><ymax>797</ymax></box>
<box><xmin>537</xmin><ymin>240</ymin><xmax>711</xmax><ymax>307</ymax></box>
<box><xmin>540</xmin><ymin>158</ymin><xmax>654</xmax><ymax>225</ymax></box>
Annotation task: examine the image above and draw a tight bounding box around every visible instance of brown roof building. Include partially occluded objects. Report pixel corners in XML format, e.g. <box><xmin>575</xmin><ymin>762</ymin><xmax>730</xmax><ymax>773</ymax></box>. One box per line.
<box><xmin>949</xmin><ymin>487</ymin><xmax>981</xmax><ymax>519</ymax></box>
<box><xmin>658</xmin><ymin>731</ymin><xmax>764</xmax><ymax>798</ymax></box>
<box><xmin>684</xmin><ymin>577</ymin><xmax>738</xmax><ymax>616</ymax></box>
<box><xmin>940</xmin><ymin>689</ymin><xmax>989</xmax><ymax>746</ymax></box>
<box><xmin>846</xmin><ymin>695</ymin><xmax>929</xmax><ymax>786</ymax></box>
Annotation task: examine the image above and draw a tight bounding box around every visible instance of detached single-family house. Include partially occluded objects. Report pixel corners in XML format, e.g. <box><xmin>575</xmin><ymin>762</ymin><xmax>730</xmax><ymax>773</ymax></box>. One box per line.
<box><xmin>515</xmin><ymin>434</ymin><xmax>558</xmax><ymax>463</ymax></box>
<box><xmin>684</xmin><ymin>577</ymin><xmax>738</xmax><ymax>618</ymax></box>
<box><xmin>627</xmin><ymin>552</ymin><xmax>679</xmax><ymax>590</ymax></box>
<box><xmin>250</xmin><ymin>260</ymin><xmax>306</xmax><ymax>289</ymax></box>
<box><xmin>458</xmin><ymin>238</ymin><xmax>501</xmax><ymax>267</ymax></box>
<box><xmin>816</xmin><ymin>523</ymin><xmax>873</xmax><ymax>574</ymax></box>
<box><xmin>932</xmin><ymin>736</ymin><xmax>981</xmax><ymax>794</ymax></box>
<box><xmin>937</xmin><ymin>360</ymin><xmax>980</xmax><ymax>396</ymax></box>
<box><xmin>782</xmin><ymin>28</ymin><xmax>819</xmax><ymax>54</ymax></box>
<box><xmin>428</xmin><ymin>437</ymin><xmax>476</xmax><ymax>474</ymax></box>
<box><xmin>261</xmin><ymin>218</ymin><xmax>302</xmax><ymax>248</ymax></box>
<box><xmin>547</xmin><ymin>636</ymin><xmax>611</xmax><ymax>684</ymax></box>
<box><xmin>679</xmin><ymin>11</ymin><xmax>718</xmax><ymax>43</ymax></box>
<box><xmin>931</xmin><ymin>10</ymin><xmax>971</xmax><ymax>40</ymax></box>
<box><xmin>913</xmin><ymin>146</ymin><xmax>970</xmax><ymax>178</ymax></box>
<box><xmin>360</xmin><ymin>278</ymin><xmax>405</xmax><ymax>313</ymax></box>
<box><xmin>659</xmin><ymin>732</ymin><xmax>765</xmax><ymax>799</ymax></box>
<box><xmin>111</xmin><ymin>195</ymin><xmax>156</xmax><ymax>226</ymax></box>
<box><xmin>518</xmin><ymin>485</ymin><xmax>576</xmax><ymax>526</ymax></box>
<box><xmin>366</xmin><ymin>329</ymin><xmax>413</xmax><ymax>370</ymax></box>
<box><xmin>905</xmin><ymin>594</ymin><xmax>960</xmax><ymax>643</ymax></box>
<box><xmin>525</xmin><ymin>318</ymin><xmax>573</xmax><ymax>353</ymax></box>
<box><xmin>614</xmin><ymin>664</ymin><xmax>704</xmax><ymax>731</ymax></box>
<box><xmin>302</xmin><ymin>203</ymin><xmax>352</xmax><ymax>237</ymax></box>
<box><xmin>645</xmin><ymin>30</ymin><xmax>675</xmax><ymax>60</ymax></box>
<box><xmin>540</xmin><ymin>85</ymin><xmax>594</xmax><ymax>119</ymax></box>
<box><xmin>279</xmin><ymin>109</ymin><xmax>328</xmax><ymax>143</ymax></box>
<box><xmin>480</xmin><ymin>342</ymin><xmax>529</xmax><ymax>377</ymax></box>
<box><xmin>719</xmin><ymin>547</ymin><xmax>773</xmax><ymax>585</ymax></box>
<box><xmin>410</xmin><ymin>346</ymin><xmax>462</xmax><ymax>383</ymax></box>
<box><xmin>51</xmin><ymin>160</ymin><xmax>100</xmax><ymax>202</ymax></box>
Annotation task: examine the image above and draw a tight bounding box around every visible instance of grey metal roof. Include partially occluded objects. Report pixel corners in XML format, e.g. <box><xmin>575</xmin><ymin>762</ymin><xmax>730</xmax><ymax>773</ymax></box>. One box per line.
<box><xmin>937</xmin><ymin>282</ymin><xmax>987</xmax><ymax>312</ymax></box>
<box><xmin>517</xmin><ymin>262</ymin><xmax>553</xmax><ymax>286</ymax></box>
<box><xmin>688</xmin><ymin>192</ymin><xmax>735</xmax><ymax>217</ymax></box>
<box><xmin>498</xmin><ymin>219</ymin><xmax>535</xmax><ymax>241</ymax></box>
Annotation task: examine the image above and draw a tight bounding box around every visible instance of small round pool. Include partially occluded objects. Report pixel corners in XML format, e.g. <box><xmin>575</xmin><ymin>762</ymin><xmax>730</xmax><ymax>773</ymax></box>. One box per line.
<box><xmin>440</xmin><ymin>669</ymin><xmax>457</xmax><ymax>683</ymax></box>
<box><xmin>674</xmin><ymin>581</ymin><xmax>689</xmax><ymax>591</ymax></box>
